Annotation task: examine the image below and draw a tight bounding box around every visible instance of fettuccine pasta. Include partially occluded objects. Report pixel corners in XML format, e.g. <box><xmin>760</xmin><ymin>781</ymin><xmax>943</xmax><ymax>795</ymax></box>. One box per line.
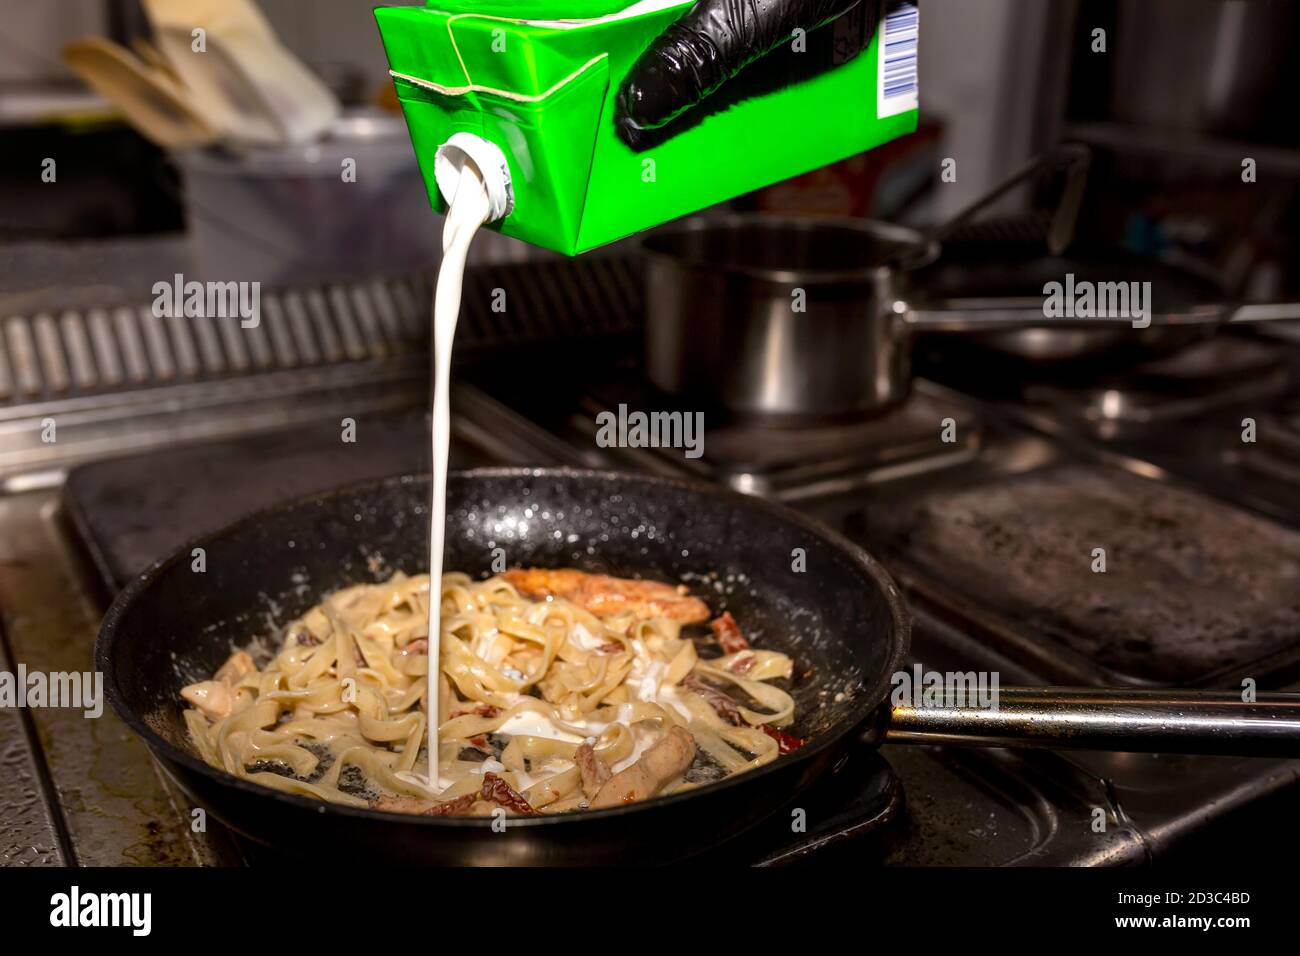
<box><xmin>180</xmin><ymin>569</ymin><xmax>801</xmax><ymax>815</ymax></box>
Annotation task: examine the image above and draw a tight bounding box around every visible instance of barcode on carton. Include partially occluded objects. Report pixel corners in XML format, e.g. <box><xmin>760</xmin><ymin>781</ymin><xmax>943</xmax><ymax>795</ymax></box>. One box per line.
<box><xmin>877</xmin><ymin>2</ymin><xmax>918</xmax><ymax>118</ymax></box>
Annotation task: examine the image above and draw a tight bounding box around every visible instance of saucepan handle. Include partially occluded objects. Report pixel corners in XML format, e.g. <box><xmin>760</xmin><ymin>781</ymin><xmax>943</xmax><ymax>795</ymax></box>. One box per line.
<box><xmin>902</xmin><ymin>299</ymin><xmax>1300</xmax><ymax>333</ymax></box>
<box><xmin>883</xmin><ymin>686</ymin><xmax>1300</xmax><ymax>757</ymax></box>
<box><xmin>895</xmin><ymin>299</ymin><xmax>1200</xmax><ymax>332</ymax></box>
<box><xmin>898</xmin><ymin>300</ymin><xmax>1136</xmax><ymax>332</ymax></box>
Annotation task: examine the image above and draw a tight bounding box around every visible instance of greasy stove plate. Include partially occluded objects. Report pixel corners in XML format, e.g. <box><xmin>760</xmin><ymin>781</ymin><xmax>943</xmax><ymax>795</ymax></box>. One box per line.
<box><xmin>63</xmin><ymin>406</ymin><xmax>498</xmax><ymax>589</ymax></box>
<box><xmin>860</xmin><ymin>462</ymin><xmax>1300</xmax><ymax>686</ymax></box>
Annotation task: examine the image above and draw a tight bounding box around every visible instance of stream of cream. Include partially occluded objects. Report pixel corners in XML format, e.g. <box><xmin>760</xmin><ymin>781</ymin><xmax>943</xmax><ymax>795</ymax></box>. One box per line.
<box><xmin>424</xmin><ymin>161</ymin><xmax>494</xmax><ymax>793</ymax></box>
<box><xmin>416</xmin><ymin>159</ymin><xmax>700</xmax><ymax>799</ymax></box>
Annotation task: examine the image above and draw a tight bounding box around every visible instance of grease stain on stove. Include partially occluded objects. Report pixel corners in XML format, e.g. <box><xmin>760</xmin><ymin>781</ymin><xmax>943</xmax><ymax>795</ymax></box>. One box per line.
<box><xmin>119</xmin><ymin>813</ymin><xmax>193</xmax><ymax>867</ymax></box>
<box><xmin>883</xmin><ymin>748</ymin><xmax>1037</xmax><ymax>866</ymax></box>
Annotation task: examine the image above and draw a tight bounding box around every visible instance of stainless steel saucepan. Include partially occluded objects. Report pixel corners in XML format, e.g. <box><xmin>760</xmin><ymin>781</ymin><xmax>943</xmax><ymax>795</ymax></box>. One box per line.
<box><xmin>643</xmin><ymin>217</ymin><xmax>1235</xmax><ymax>416</ymax></box>
<box><xmin>643</xmin><ymin>215</ymin><xmax>931</xmax><ymax>419</ymax></box>
<box><xmin>642</xmin><ymin>148</ymin><xmax>1300</xmax><ymax>419</ymax></box>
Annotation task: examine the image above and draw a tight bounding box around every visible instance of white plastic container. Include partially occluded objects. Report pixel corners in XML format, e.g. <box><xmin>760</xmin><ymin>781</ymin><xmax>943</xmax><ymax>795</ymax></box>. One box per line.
<box><xmin>175</xmin><ymin>109</ymin><xmax>539</xmax><ymax>286</ymax></box>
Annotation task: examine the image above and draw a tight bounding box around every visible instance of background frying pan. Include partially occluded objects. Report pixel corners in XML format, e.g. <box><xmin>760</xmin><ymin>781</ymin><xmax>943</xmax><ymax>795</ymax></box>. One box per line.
<box><xmin>906</xmin><ymin>233</ymin><xmax>1232</xmax><ymax>369</ymax></box>
<box><xmin>97</xmin><ymin>469</ymin><xmax>1300</xmax><ymax>864</ymax></box>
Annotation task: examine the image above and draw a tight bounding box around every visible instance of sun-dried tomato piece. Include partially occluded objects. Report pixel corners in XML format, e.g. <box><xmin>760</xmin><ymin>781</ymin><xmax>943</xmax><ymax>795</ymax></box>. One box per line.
<box><xmin>481</xmin><ymin>772</ymin><xmax>538</xmax><ymax>815</ymax></box>
<box><xmin>598</xmin><ymin>642</ymin><xmax>624</xmax><ymax>654</ymax></box>
<box><xmin>711</xmin><ymin>612</ymin><xmax>750</xmax><ymax>654</ymax></box>
<box><xmin>425</xmin><ymin>792</ymin><xmax>477</xmax><ymax>816</ymax></box>
<box><xmin>760</xmin><ymin>724</ymin><xmax>805</xmax><ymax>754</ymax></box>
<box><xmin>450</xmin><ymin>703</ymin><xmax>501</xmax><ymax>720</ymax></box>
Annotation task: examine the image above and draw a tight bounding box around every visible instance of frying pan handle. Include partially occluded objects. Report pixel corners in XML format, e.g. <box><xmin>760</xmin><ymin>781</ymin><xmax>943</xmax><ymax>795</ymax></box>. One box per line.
<box><xmin>882</xmin><ymin>686</ymin><xmax>1300</xmax><ymax>757</ymax></box>
<box><xmin>1227</xmin><ymin>302</ymin><xmax>1300</xmax><ymax>323</ymax></box>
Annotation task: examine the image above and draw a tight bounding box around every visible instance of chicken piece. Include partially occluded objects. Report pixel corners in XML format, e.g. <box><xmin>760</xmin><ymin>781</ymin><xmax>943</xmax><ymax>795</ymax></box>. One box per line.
<box><xmin>370</xmin><ymin>792</ymin><xmax>480</xmax><ymax>816</ymax></box>
<box><xmin>589</xmin><ymin>726</ymin><xmax>697</xmax><ymax>808</ymax></box>
<box><xmin>214</xmin><ymin>650</ymin><xmax>255</xmax><ymax>684</ymax></box>
<box><xmin>503</xmin><ymin>568</ymin><xmax>709</xmax><ymax>623</ymax></box>
<box><xmin>574</xmin><ymin>741</ymin><xmax>612</xmax><ymax>798</ymax></box>
<box><xmin>543</xmin><ymin>790</ymin><xmax>589</xmax><ymax>813</ymax></box>
<box><xmin>180</xmin><ymin>680</ymin><xmax>235</xmax><ymax>720</ymax></box>
<box><xmin>370</xmin><ymin>793</ymin><xmax>436</xmax><ymax>814</ymax></box>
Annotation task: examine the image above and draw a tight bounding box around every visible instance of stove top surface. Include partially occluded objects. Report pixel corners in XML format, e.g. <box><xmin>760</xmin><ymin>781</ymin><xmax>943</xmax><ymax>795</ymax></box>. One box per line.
<box><xmin>51</xmin><ymin>387</ymin><xmax>1148</xmax><ymax>867</ymax></box>
<box><xmin>8</xmin><ymin>254</ymin><xmax>1300</xmax><ymax>868</ymax></box>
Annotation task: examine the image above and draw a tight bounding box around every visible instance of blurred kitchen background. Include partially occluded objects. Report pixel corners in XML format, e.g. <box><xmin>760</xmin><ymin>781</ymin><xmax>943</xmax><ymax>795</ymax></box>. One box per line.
<box><xmin>6</xmin><ymin>0</ymin><xmax>1294</xmax><ymax>293</ymax></box>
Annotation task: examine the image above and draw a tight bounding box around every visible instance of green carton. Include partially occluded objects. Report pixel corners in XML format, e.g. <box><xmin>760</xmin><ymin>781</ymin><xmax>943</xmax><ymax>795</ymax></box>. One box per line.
<box><xmin>375</xmin><ymin>0</ymin><xmax>918</xmax><ymax>255</ymax></box>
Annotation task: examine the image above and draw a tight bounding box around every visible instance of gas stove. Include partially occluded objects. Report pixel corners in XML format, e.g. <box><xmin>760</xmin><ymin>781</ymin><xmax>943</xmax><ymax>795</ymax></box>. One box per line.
<box><xmin>3</xmin><ymin>250</ymin><xmax>1299</xmax><ymax>866</ymax></box>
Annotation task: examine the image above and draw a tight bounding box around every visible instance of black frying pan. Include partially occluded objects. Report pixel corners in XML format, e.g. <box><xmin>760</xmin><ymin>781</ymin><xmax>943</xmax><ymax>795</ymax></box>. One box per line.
<box><xmin>97</xmin><ymin>468</ymin><xmax>909</xmax><ymax>865</ymax></box>
<box><xmin>97</xmin><ymin>468</ymin><xmax>1300</xmax><ymax>865</ymax></box>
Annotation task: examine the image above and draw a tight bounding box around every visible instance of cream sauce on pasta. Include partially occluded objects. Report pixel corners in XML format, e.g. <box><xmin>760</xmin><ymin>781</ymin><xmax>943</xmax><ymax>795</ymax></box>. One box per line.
<box><xmin>181</xmin><ymin>571</ymin><xmax>796</xmax><ymax>813</ymax></box>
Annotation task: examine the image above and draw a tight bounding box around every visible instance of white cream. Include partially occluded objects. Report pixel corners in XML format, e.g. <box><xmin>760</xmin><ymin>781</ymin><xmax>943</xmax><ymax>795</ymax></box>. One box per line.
<box><xmin>634</xmin><ymin>660</ymin><xmax>667</xmax><ymax>702</ymax></box>
<box><xmin>570</xmin><ymin>623</ymin><xmax>605</xmax><ymax>651</ymax></box>
<box><xmin>469</xmin><ymin>626</ymin><xmax>502</xmax><ymax>665</ymax></box>
<box><xmin>426</xmin><ymin>156</ymin><xmax>495</xmax><ymax>793</ymax></box>
<box><xmin>655</xmin><ymin>684</ymin><xmax>695</xmax><ymax>723</ymax></box>
<box><xmin>394</xmin><ymin>769</ymin><xmax>442</xmax><ymax>795</ymax></box>
<box><xmin>511</xmin><ymin>755</ymin><xmax>574</xmax><ymax>791</ymax></box>
<box><xmin>494</xmin><ymin>711</ymin><xmax>587</xmax><ymax>744</ymax></box>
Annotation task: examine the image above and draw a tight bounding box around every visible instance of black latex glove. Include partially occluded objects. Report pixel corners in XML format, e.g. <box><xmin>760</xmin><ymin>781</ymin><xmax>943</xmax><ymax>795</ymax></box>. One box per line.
<box><xmin>614</xmin><ymin>0</ymin><xmax>870</xmax><ymax>149</ymax></box>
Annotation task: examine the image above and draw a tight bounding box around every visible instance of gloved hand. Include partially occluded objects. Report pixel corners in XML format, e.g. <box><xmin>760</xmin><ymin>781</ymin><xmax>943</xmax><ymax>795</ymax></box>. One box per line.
<box><xmin>614</xmin><ymin>0</ymin><xmax>875</xmax><ymax>149</ymax></box>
